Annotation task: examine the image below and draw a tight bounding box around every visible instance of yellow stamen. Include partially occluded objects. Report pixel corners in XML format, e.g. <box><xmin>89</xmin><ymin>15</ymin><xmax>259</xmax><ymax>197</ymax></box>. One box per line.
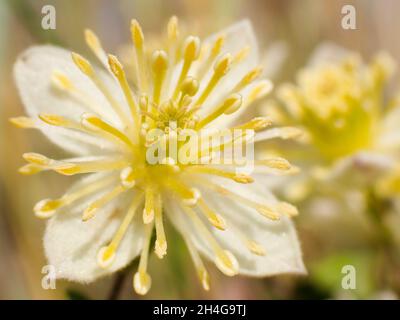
<box><xmin>82</xmin><ymin>185</ymin><xmax>126</xmax><ymax>221</ymax></box>
<box><xmin>34</xmin><ymin>174</ymin><xmax>116</xmax><ymax>219</ymax></box>
<box><xmin>276</xmin><ymin>201</ymin><xmax>299</xmax><ymax>217</ymax></box>
<box><xmin>234</xmin><ymin>117</ymin><xmax>272</xmax><ymax>131</ymax></box>
<box><xmin>195</xmin><ymin>53</ymin><xmax>232</xmax><ymax>106</ymax></box>
<box><xmin>84</xmin><ymin>29</ymin><xmax>108</xmax><ymax>67</ymax></box>
<box><xmin>244</xmin><ymin>80</ymin><xmax>273</xmax><ymax>107</ymax></box>
<box><xmin>81</xmin><ymin>113</ymin><xmax>135</xmax><ymax>148</ymax></box>
<box><xmin>185</xmin><ymin>166</ymin><xmax>254</xmax><ymax>184</ymax></box>
<box><xmin>183</xmin><ymin>205</ymin><xmax>239</xmax><ymax>276</ymax></box>
<box><xmin>97</xmin><ymin>192</ymin><xmax>144</xmax><ymax>268</ymax></box>
<box><xmin>143</xmin><ymin>187</ymin><xmax>155</xmax><ymax>224</ymax></box>
<box><xmin>9</xmin><ymin>117</ymin><xmax>36</xmax><ymax>129</ymax></box>
<box><xmin>51</xmin><ymin>70</ymin><xmax>74</xmax><ymax>91</ymax></box>
<box><xmin>233</xmin><ymin>46</ymin><xmax>250</xmax><ymax>64</ymax></box>
<box><xmin>197</xmin><ymin>93</ymin><xmax>242</xmax><ymax>129</ymax></box>
<box><xmin>39</xmin><ymin>113</ymin><xmax>78</xmax><ymax>129</ymax></box>
<box><xmin>256</xmin><ymin>157</ymin><xmax>292</xmax><ymax>171</ymax></box>
<box><xmin>154</xmin><ymin>193</ymin><xmax>167</xmax><ymax>259</ymax></box>
<box><xmin>197</xmin><ymin>198</ymin><xmax>226</xmax><ymax>230</ymax></box>
<box><xmin>120</xmin><ymin>166</ymin><xmax>137</xmax><ymax>189</ymax></box>
<box><xmin>233</xmin><ymin>66</ymin><xmax>263</xmax><ymax>92</ymax></box>
<box><xmin>72</xmin><ymin>52</ymin><xmax>129</xmax><ymax>125</ymax></box>
<box><xmin>184</xmin><ymin>235</ymin><xmax>210</xmax><ymax>291</ymax></box>
<box><xmin>173</xmin><ymin>36</ymin><xmax>201</xmax><ymax>98</ymax></box>
<box><xmin>130</xmin><ymin>19</ymin><xmax>147</xmax><ymax>92</ymax></box>
<box><xmin>23</xmin><ymin>152</ymin><xmax>52</xmax><ymax>166</ymax></box>
<box><xmin>151</xmin><ymin>50</ymin><xmax>168</xmax><ymax>105</ymax></box>
<box><xmin>19</xmin><ymin>164</ymin><xmax>44</xmax><ymax>175</ymax></box>
<box><xmin>53</xmin><ymin>158</ymin><xmax>127</xmax><ymax>176</ymax></box>
<box><xmin>108</xmin><ymin>54</ymin><xmax>141</xmax><ymax>135</ymax></box>
<box><xmin>133</xmin><ymin>223</ymin><xmax>153</xmax><ymax>295</ymax></box>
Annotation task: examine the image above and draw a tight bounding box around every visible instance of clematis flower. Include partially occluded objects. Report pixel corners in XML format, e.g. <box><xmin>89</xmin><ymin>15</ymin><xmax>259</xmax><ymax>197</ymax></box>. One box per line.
<box><xmin>11</xmin><ymin>17</ymin><xmax>305</xmax><ymax>295</ymax></box>
<box><xmin>273</xmin><ymin>44</ymin><xmax>399</xmax><ymax>190</ymax></box>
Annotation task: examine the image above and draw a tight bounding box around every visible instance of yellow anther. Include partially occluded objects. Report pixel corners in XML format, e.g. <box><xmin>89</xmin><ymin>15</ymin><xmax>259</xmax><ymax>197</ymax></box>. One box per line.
<box><xmin>139</xmin><ymin>94</ymin><xmax>148</xmax><ymax>111</ymax></box>
<box><xmin>215</xmin><ymin>250</ymin><xmax>239</xmax><ymax>276</ymax></box>
<box><xmin>51</xmin><ymin>70</ymin><xmax>73</xmax><ymax>90</ymax></box>
<box><xmin>173</xmin><ymin>36</ymin><xmax>201</xmax><ymax>98</ymax></box>
<box><xmin>232</xmin><ymin>173</ymin><xmax>254</xmax><ymax>184</ymax></box>
<box><xmin>152</xmin><ymin>50</ymin><xmax>168</xmax><ymax>104</ymax></box>
<box><xmin>34</xmin><ymin>198</ymin><xmax>63</xmax><ymax>219</ymax></box>
<box><xmin>246</xmin><ymin>240</ymin><xmax>266</xmax><ymax>256</ymax></box>
<box><xmin>53</xmin><ymin>159</ymin><xmax>127</xmax><ymax>176</ymax></box>
<box><xmin>154</xmin><ymin>193</ymin><xmax>167</xmax><ymax>259</ymax></box>
<box><xmin>130</xmin><ymin>19</ymin><xmax>144</xmax><ymax>49</ymax></box>
<box><xmin>256</xmin><ymin>205</ymin><xmax>280</xmax><ymax>220</ymax></box>
<box><xmin>82</xmin><ymin>185</ymin><xmax>125</xmax><ymax>221</ymax></box>
<box><xmin>134</xmin><ymin>223</ymin><xmax>153</xmax><ymax>295</ymax></box>
<box><xmin>181</xmin><ymin>188</ymin><xmax>201</xmax><ymax>207</ymax></box>
<box><xmin>197</xmin><ymin>94</ymin><xmax>242</xmax><ymax>128</ymax></box>
<box><xmin>81</xmin><ymin>113</ymin><xmax>134</xmax><ymax>148</ymax></box>
<box><xmin>71</xmin><ymin>52</ymin><xmax>94</xmax><ymax>77</ymax></box>
<box><xmin>9</xmin><ymin>117</ymin><xmax>36</xmax><ymax>129</ymax></box>
<box><xmin>23</xmin><ymin>152</ymin><xmax>51</xmax><ymax>166</ymax></box>
<box><xmin>167</xmin><ymin>16</ymin><xmax>179</xmax><ymax>41</ymax></box>
<box><xmin>198</xmin><ymin>199</ymin><xmax>226</xmax><ymax>230</ymax></box>
<box><xmin>108</xmin><ymin>54</ymin><xmax>124</xmax><ymax>78</ymax></box>
<box><xmin>199</xmin><ymin>268</ymin><xmax>210</xmax><ymax>291</ymax></box>
<box><xmin>143</xmin><ymin>187</ymin><xmax>155</xmax><ymax>224</ymax></box>
<box><xmin>233</xmin><ymin>46</ymin><xmax>250</xmax><ymax>64</ymax></box>
<box><xmin>18</xmin><ymin>164</ymin><xmax>44</xmax><ymax>175</ymax></box>
<box><xmin>278</xmin><ymin>127</ymin><xmax>303</xmax><ymax>139</ymax></box>
<box><xmin>214</xmin><ymin>53</ymin><xmax>233</xmax><ymax>76</ymax></box>
<box><xmin>97</xmin><ymin>193</ymin><xmax>144</xmax><ymax>269</ymax></box>
<box><xmin>183</xmin><ymin>36</ymin><xmax>201</xmax><ymax>62</ymax></box>
<box><xmin>258</xmin><ymin>157</ymin><xmax>292</xmax><ymax>170</ymax></box>
<box><xmin>133</xmin><ymin>271</ymin><xmax>152</xmax><ymax>295</ymax></box>
<box><xmin>223</xmin><ymin>93</ymin><xmax>243</xmax><ymax>115</ymax></box>
<box><xmin>246</xmin><ymin>80</ymin><xmax>273</xmax><ymax>104</ymax></box>
<box><xmin>39</xmin><ymin>114</ymin><xmax>70</xmax><ymax>127</ymax></box>
<box><xmin>84</xmin><ymin>29</ymin><xmax>107</xmax><ymax>66</ymax></box>
<box><xmin>107</xmin><ymin>55</ymin><xmax>140</xmax><ymax>133</ymax></box>
<box><xmin>195</xmin><ymin>53</ymin><xmax>233</xmax><ymax>106</ymax></box>
<box><xmin>120</xmin><ymin>166</ymin><xmax>136</xmax><ymax>189</ymax></box>
<box><xmin>97</xmin><ymin>246</ymin><xmax>115</xmax><ymax>268</ymax></box>
<box><xmin>277</xmin><ymin>201</ymin><xmax>299</xmax><ymax>217</ymax></box>
<box><xmin>152</xmin><ymin>50</ymin><xmax>168</xmax><ymax>74</ymax></box>
<box><xmin>180</xmin><ymin>77</ymin><xmax>199</xmax><ymax>97</ymax></box>
<box><xmin>235</xmin><ymin>66</ymin><xmax>263</xmax><ymax>92</ymax></box>
<box><xmin>211</xmin><ymin>35</ymin><xmax>225</xmax><ymax>57</ymax></box>
<box><xmin>235</xmin><ymin>117</ymin><xmax>272</xmax><ymax>131</ymax></box>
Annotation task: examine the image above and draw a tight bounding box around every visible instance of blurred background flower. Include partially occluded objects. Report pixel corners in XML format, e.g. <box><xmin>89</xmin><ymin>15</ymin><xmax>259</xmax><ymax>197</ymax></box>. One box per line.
<box><xmin>1</xmin><ymin>0</ymin><xmax>400</xmax><ymax>299</ymax></box>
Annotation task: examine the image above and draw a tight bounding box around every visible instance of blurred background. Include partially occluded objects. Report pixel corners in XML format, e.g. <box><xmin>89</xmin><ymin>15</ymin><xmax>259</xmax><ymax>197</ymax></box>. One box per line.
<box><xmin>0</xmin><ymin>0</ymin><xmax>399</xmax><ymax>299</ymax></box>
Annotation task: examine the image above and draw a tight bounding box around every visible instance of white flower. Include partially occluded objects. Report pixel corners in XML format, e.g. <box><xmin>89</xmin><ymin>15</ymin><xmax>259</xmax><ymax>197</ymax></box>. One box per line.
<box><xmin>12</xmin><ymin>17</ymin><xmax>305</xmax><ymax>295</ymax></box>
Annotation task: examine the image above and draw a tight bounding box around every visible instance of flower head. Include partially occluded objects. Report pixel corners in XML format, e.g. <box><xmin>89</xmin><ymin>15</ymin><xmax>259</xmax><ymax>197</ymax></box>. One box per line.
<box><xmin>12</xmin><ymin>17</ymin><xmax>304</xmax><ymax>295</ymax></box>
<box><xmin>277</xmin><ymin>44</ymin><xmax>396</xmax><ymax>162</ymax></box>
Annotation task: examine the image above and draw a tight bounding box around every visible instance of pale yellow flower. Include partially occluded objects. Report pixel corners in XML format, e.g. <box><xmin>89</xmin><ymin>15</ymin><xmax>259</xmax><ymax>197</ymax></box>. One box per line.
<box><xmin>11</xmin><ymin>17</ymin><xmax>304</xmax><ymax>295</ymax></box>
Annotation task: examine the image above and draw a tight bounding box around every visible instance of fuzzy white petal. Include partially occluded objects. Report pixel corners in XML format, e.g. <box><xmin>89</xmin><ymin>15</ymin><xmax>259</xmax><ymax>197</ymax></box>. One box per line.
<box><xmin>44</xmin><ymin>179</ymin><xmax>144</xmax><ymax>283</ymax></box>
<box><xmin>378</xmin><ymin>106</ymin><xmax>400</xmax><ymax>150</ymax></box>
<box><xmin>308</xmin><ymin>42</ymin><xmax>353</xmax><ymax>67</ymax></box>
<box><xmin>14</xmin><ymin>45</ymin><xmax>124</xmax><ymax>155</ymax></box>
<box><xmin>166</xmin><ymin>177</ymin><xmax>305</xmax><ymax>277</ymax></box>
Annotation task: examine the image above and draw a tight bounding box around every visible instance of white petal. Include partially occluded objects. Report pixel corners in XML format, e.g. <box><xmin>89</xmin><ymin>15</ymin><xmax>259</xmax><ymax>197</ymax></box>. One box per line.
<box><xmin>14</xmin><ymin>45</ymin><xmax>123</xmax><ymax>155</ymax></box>
<box><xmin>166</xmin><ymin>178</ymin><xmax>305</xmax><ymax>277</ymax></box>
<box><xmin>378</xmin><ymin>106</ymin><xmax>400</xmax><ymax>149</ymax></box>
<box><xmin>260</xmin><ymin>41</ymin><xmax>289</xmax><ymax>79</ymax></box>
<box><xmin>308</xmin><ymin>42</ymin><xmax>353</xmax><ymax>66</ymax></box>
<box><xmin>44</xmin><ymin>181</ymin><xmax>144</xmax><ymax>283</ymax></box>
